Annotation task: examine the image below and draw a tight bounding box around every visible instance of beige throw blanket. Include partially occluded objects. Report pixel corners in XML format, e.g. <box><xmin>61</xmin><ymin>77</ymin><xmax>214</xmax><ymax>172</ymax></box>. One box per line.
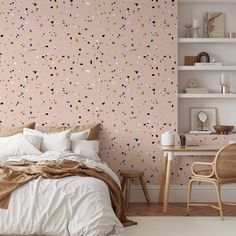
<box><xmin>0</xmin><ymin>160</ymin><xmax>136</xmax><ymax>227</ymax></box>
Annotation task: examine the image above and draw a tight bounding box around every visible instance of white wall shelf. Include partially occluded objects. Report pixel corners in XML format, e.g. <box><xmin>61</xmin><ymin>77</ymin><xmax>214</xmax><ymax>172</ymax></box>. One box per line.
<box><xmin>180</xmin><ymin>0</ymin><xmax>236</xmax><ymax>4</ymax></box>
<box><xmin>185</xmin><ymin>133</ymin><xmax>236</xmax><ymax>136</ymax></box>
<box><xmin>179</xmin><ymin>38</ymin><xmax>236</xmax><ymax>43</ymax></box>
<box><xmin>178</xmin><ymin>93</ymin><xmax>236</xmax><ymax>98</ymax></box>
<box><xmin>178</xmin><ymin>66</ymin><xmax>236</xmax><ymax>71</ymax></box>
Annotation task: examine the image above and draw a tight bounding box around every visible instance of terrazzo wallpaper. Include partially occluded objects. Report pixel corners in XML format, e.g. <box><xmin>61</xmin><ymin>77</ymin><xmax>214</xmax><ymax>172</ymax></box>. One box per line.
<box><xmin>0</xmin><ymin>0</ymin><xmax>179</xmax><ymax>185</ymax></box>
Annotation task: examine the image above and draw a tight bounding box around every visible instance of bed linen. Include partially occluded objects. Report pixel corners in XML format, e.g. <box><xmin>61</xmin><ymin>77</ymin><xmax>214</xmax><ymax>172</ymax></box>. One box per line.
<box><xmin>0</xmin><ymin>152</ymin><xmax>126</xmax><ymax>236</ymax></box>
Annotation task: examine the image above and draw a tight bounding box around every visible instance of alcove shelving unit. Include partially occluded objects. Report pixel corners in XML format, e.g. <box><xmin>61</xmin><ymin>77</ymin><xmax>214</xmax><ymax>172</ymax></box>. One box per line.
<box><xmin>178</xmin><ymin>0</ymin><xmax>236</xmax><ymax>134</ymax></box>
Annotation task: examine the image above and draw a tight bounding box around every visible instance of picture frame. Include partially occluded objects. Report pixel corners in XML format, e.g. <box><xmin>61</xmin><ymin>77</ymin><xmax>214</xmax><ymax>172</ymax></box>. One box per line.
<box><xmin>190</xmin><ymin>107</ymin><xmax>217</xmax><ymax>131</ymax></box>
<box><xmin>204</xmin><ymin>12</ymin><xmax>225</xmax><ymax>38</ymax></box>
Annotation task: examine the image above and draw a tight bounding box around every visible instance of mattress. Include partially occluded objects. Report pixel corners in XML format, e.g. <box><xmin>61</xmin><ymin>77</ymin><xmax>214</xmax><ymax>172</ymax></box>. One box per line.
<box><xmin>0</xmin><ymin>152</ymin><xmax>125</xmax><ymax>236</ymax></box>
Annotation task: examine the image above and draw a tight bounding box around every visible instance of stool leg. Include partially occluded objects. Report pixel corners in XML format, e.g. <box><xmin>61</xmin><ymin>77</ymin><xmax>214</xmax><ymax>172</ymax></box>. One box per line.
<box><xmin>121</xmin><ymin>177</ymin><xmax>126</xmax><ymax>191</ymax></box>
<box><xmin>126</xmin><ymin>178</ymin><xmax>131</xmax><ymax>208</ymax></box>
<box><xmin>139</xmin><ymin>176</ymin><xmax>150</xmax><ymax>205</ymax></box>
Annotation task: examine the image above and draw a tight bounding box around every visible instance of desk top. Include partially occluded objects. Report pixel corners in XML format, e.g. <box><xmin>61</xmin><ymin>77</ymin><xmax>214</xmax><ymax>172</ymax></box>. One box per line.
<box><xmin>160</xmin><ymin>145</ymin><xmax>223</xmax><ymax>152</ymax></box>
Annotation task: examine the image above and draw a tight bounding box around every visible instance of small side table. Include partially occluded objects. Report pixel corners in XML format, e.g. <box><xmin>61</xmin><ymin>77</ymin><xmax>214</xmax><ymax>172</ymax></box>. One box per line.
<box><xmin>120</xmin><ymin>170</ymin><xmax>150</xmax><ymax>208</ymax></box>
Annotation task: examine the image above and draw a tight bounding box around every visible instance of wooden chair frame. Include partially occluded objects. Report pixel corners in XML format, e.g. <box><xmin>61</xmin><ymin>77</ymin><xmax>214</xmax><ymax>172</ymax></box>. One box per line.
<box><xmin>187</xmin><ymin>143</ymin><xmax>236</xmax><ymax>220</ymax></box>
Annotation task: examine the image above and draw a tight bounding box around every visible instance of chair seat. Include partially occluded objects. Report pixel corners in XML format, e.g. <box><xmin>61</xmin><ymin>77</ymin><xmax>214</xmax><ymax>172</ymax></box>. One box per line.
<box><xmin>194</xmin><ymin>169</ymin><xmax>236</xmax><ymax>179</ymax></box>
<box><xmin>195</xmin><ymin>169</ymin><xmax>213</xmax><ymax>176</ymax></box>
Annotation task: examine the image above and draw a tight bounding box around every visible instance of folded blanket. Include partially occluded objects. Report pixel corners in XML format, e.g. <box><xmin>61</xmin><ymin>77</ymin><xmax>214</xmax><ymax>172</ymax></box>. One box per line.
<box><xmin>0</xmin><ymin>160</ymin><xmax>136</xmax><ymax>227</ymax></box>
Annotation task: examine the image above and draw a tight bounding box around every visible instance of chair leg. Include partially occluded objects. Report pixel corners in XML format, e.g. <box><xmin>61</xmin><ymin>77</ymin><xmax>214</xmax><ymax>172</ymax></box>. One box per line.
<box><xmin>214</xmin><ymin>182</ymin><xmax>223</xmax><ymax>220</ymax></box>
<box><xmin>187</xmin><ymin>179</ymin><xmax>194</xmax><ymax>215</ymax></box>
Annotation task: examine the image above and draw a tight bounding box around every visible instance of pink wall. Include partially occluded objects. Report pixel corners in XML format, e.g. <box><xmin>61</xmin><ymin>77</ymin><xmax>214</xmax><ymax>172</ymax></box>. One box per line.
<box><xmin>0</xmin><ymin>1</ymin><xmax>178</xmax><ymax>184</ymax></box>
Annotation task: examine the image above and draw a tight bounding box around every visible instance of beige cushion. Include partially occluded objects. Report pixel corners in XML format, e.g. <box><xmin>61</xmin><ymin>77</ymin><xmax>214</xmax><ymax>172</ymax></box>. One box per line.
<box><xmin>41</xmin><ymin>123</ymin><xmax>100</xmax><ymax>140</ymax></box>
<box><xmin>0</xmin><ymin>122</ymin><xmax>35</xmax><ymax>137</ymax></box>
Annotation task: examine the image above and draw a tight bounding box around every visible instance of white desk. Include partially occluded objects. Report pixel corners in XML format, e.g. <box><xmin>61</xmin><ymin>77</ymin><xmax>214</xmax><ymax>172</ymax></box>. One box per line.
<box><xmin>159</xmin><ymin>145</ymin><xmax>223</xmax><ymax>213</ymax></box>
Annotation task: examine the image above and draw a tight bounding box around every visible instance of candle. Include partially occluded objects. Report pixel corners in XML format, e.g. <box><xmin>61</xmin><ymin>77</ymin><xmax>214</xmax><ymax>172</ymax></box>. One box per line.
<box><xmin>220</xmin><ymin>73</ymin><xmax>225</xmax><ymax>85</ymax></box>
<box><xmin>186</xmin><ymin>11</ymin><xmax>191</xmax><ymax>25</ymax></box>
<box><xmin>192</xmin><ymin>19</ymin><xmax>200</xmax><ymax>28</ymax></box>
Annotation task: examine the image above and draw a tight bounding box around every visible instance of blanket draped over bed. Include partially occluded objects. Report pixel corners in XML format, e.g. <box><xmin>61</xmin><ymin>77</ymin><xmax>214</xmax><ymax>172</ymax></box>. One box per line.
<box><xmin>0</xmin><ymin>160</ymin><xmax>136</xmax><ymax>227</ymax></box>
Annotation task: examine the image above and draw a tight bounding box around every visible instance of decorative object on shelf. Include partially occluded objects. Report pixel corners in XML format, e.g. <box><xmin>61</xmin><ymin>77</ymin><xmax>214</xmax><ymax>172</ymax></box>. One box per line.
<box><xmin>192</xmin><ymin>27</ymin><xmax>200</xmax><ymax>38</ymax></box>
<box><xmin>184</xmin><ymin>56</ymin><xmax>197</xmax><ymax>66</ymax></box>
<box><xmin>161</xmin><ymin>131</ymin><xmax>175</xmax><ymax>146</ymax></box>
<box><xmin>204</xmin><ymin>12</ymin><xmax>225</xmax><ymax>38</ymax></box>
<box><xmin>185</xmin><ymin>24</ymin><xmax>192</xmax><ymax>38</ymax></box>
<box><xmin>196</xmin><ymin>52</ymin><xmax>210</xmax><ymax>63</ymax></box>
<box><xmin>185</xmin><ymin>11</ymin><xmax>192</xmax><ymax>38</ymax></box>
<box><xmin>220</xmin><ymin>73</ymin><xmax>230</xmax><ymax>94</ymax></box>
<box><xmin>228</xmin><ymin>32</ymin><xmax>236</xmax><ymax>38</ymax></box>
<box><xmin>213</xmin><ymin>125</ymin><xmax>234</xmax><ymax>135</ymax></box>
<box><xmin>179</xmin><ymin>133</ymin><xmax>186</xmax><ymax>147</ymax></box>
<box><xmin>190</xmin><ymin>107</ymin><xmax>216</xmax><ymax>132</ymax></box>
<box><xmin>187</xmin><ymin>79</ymin><xmax>198</xmax><ymax>88</ymax></box>
<box><xmin>192</xmin><ymin>19</ymin><xmax>200</xmax><ymax>38</ymax></box>
<box><xmin>185</xmin><ymin>79</ymin><xmax>210</xmax><ymax>94</ymax></box>
<box><xmin>198</xmin><ymin>111</ymin><xmax>208</xmax><ymax>131</ymax></box>
<box><xmin>195</xmin><ymin>58</ymin><xmax>223</xmax><ymax>66</ymax></box>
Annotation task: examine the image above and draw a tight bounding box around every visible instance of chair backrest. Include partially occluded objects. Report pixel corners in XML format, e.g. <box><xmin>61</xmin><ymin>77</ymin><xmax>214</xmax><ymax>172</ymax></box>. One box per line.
<box><xmin>214</xmin><ymin>143</ymin><xmax>236</xmax><ymax>180</ymax></box>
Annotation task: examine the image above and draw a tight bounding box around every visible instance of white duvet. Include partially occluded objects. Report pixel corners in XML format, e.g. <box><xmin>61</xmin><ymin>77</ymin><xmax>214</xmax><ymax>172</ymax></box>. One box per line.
<box><xmin>0</xmin><ymin>152</ymin><xmax>125</xmax><ymax>236</ymax></box>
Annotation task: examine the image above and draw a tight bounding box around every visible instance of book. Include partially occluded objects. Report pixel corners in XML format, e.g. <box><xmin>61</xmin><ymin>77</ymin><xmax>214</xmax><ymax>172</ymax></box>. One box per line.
<box><xmin>185</xmin><ymin>88</ymin><xmax>209</xmax><ymax>94</ymax></box>
<box><xmin>195</xmin><ymin>62</ymin><xmax>223</xmax><ymax>66</ymax></box>
<box><xmin>189</xmin><ymin>130</ymin><xmax>212</xmax><ymax>134</ymax></box>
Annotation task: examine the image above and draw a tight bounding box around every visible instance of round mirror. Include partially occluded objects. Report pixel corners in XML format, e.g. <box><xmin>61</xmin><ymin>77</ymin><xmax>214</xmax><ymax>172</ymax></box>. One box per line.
<box><xmin>198</xmin><ymin>111</ymin><xmax>208</xmax><ymax>131</ymax></box>
<box><xmin>198</xmin><ymin>111</ymin><xmax>208</xmax><ymax>123</ymax></box>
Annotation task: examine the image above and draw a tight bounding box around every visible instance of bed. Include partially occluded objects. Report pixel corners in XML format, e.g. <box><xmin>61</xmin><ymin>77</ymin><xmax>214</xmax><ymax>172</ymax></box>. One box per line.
<box><xmin>0</xmin><ymin>123</ymin><xmax>132</xmax><ymax>236</ymax></box>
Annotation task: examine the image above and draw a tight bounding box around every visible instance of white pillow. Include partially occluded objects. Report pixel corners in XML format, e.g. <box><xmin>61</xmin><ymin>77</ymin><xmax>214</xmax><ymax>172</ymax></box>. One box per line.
<box><xmin>71</xmin><ymin>140</ymin><xmax>101</xmax><ymax>161</ymax></box>
<box><xmin>23</xmin><ymin>128</ymin><xmax>72</xmax><ymax>152</ymax></box>
<box><xmin>70</xmin><ymin>129</ymin><xmax>90</xmax><ymax>142</ymax></box>
<box><xmin>24</xmin><ymin>134</ymin><xmax>42</xmax><ymax>150</ymax></box>
<box><xmin>0</xmin><ymin>134</ymin><xmax>42</xmax><ymax>162</ymax></box>
<box><xmin>229</xmin><ymin>140</ymin><xmax>236</xmax><ymax>144</ymax></box>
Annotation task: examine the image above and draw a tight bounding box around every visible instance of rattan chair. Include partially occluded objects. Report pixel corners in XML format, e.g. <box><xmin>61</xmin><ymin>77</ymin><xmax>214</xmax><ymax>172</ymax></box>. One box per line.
<box><xmin>187</xmin><ymin>143</ymin><xmax>236</xmax><ymax>220</ymax></box>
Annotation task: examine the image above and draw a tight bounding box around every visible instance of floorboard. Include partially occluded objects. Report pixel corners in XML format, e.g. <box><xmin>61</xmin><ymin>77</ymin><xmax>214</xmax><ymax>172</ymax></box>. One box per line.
<box><xmin>126</xmin><ymin>203</ymin><xmax>236</xmax><ymax>216</ymax></box>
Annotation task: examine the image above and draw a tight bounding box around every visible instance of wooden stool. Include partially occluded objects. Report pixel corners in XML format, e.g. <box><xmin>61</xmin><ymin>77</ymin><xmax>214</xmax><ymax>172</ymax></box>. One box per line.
<box><xmin>120</xmin><ymin>170</ymin><xmax>150</xmax><ymax>208</ymax></box>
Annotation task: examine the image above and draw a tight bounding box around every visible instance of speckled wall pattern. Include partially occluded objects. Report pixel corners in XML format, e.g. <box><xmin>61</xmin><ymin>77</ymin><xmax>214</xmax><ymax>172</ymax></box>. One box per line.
<box><xmin>0</xmin><ymin>0</ymin><xmax>179</xmax><ymax>184</ymax></box>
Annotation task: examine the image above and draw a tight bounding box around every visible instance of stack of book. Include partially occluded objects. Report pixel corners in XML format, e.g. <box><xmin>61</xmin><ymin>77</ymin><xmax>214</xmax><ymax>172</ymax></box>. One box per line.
<box><xmin>185</xmin><ymin>88</ymin><xmax>209</xmax><ymax>94</ymax></box>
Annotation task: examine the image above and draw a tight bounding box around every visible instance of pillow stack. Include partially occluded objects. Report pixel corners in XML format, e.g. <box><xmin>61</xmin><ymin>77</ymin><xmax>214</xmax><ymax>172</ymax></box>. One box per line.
<box><xmin>0</xmin><ymin>123</ymin><xmax>101</xmax><ymax>162</ymax></box>
<box><xmin>23</xmin><ymin>124</ymin><xmax>101</xmax><ymax>161</ymax></box>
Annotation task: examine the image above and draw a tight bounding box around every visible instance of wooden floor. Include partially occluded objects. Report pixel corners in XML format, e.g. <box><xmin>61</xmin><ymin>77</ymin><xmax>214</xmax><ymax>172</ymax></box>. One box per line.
<box><xmin>126</xmin><ymin>203</ymin><xmax>236</xmax><ymax>216</ymax></box>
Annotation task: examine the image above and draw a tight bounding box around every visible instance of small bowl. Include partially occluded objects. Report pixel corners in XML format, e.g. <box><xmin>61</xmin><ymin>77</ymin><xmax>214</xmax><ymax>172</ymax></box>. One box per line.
<box><xmin>213</xmin><ymin>125</ymin><xmax>234</xmax><ymax>135</ymax></box>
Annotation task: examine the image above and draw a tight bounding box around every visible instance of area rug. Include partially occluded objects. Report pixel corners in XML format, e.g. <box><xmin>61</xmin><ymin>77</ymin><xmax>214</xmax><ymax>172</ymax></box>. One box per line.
<box><xmin>125</xmin><ymin>216</ymin><xmax>236</xmax><ymax>236</ymax></box>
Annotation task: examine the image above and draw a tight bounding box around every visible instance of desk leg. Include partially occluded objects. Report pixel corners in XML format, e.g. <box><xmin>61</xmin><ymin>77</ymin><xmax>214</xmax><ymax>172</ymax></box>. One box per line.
<box><xmin>163</xmin><ymin>152</ymin><xmax>173</xmax><ymax>213</ymax></box>
<box><xmin>159</xmin><ymin>152</ymin><xmax>168</xmax><ymax>203</ymax></box>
